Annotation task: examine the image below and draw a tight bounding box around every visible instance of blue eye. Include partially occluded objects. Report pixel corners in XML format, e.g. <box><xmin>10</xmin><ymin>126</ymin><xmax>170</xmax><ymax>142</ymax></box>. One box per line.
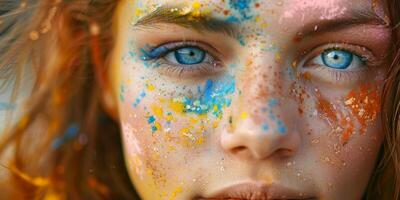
<box><xmin>140</xmin><ymin>42</ymin><xmax>224</xmax><ymax>77</ymax></box>
<box><xmin>321</xmin><ymin>50</ymin><xmax>354</xmax><ymax>69</ymax></box>
<box><xmin>167</xmin><ymin>47</ymin><xmax>206</xmax><ymax>65</ymax></box>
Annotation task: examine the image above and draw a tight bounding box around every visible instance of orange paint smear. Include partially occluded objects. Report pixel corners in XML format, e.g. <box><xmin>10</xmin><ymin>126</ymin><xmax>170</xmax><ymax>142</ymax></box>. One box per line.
<box><xmin>317</xmin><ymin>93</ymin><xmax>354</xmax><ymax>144</ymax></box>
<box><xmin>341</xmin><ymin>115</ymin><xmax>354</xmax><ymax>144</ymax></box>
<box><xmin>316</xmin><ymin>94</ymin><xmax>338</xmax><ymax>125</ymax></box>
<box><xmin>345</xmin><ymin>84</ymin><xmax>380</xmax><ymax>135</ymax></box>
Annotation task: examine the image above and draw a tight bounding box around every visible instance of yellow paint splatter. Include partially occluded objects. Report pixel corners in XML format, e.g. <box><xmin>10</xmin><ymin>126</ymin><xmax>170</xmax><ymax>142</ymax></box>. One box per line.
<box><xmin>260</xmin><ymin>23</ymin><xmax>268</xmax><ymax>28</ymax></box>
<box><xmin>240</xmin><ymin>112</ymin><xmax>248</xmax><ymax>119</ymax></box>
<box><xmin>189</xmin><ymin>117</ymin><xmax>199</xmax><ymax>124</ymax></box>
<box><xmin>166</xmin><ymin>114</ymin><xmax>175</xmax><ymax>122</ymax></box>
<box><xmin>180</xmin><ymin>127</ymin><xmax>190</xmax><ymax>135</ymax></box>
<box><xmin>135</xmin><ymin>8</ymin><xmax>142</xmax><ymax>17</ymax></box>
<box><xmin>151</xmin><ymin>105</ymin><xmax>164</xmax><ymax>119</ymax></box>
<box><xmin>192</xmin><ymin>1</ymin><xmax>201</xmax><ymax>9</ymax></box>
<box><xmin>169</xmin><ymin>100</ymin><xmax>185</xmax><ymax>114</ymax></box>
<box><xmin>196</xmin><ymin>136</ymin><xmax>204</xmax><ymax>145</ymax></box>
<box><xmin>146</xmin><ymin>83</ymin><xmax>155</xmax><ymax>91</ymax></box>
<box><xmin>275</xmin><ymin>53</ymin><xmax>281</xmax><ymax>61</ymax></box>
<box><xmin>154</xmin><ymin>122</ymin><xmax>162</xmax><ymax>131</ymax></box>
<box><xmin>168</xmin><ymin>145</ymin><xmax>176</xmax><ymax>152</ymax></box>
<box><xmin>168</xmin><ymin>186</ymin><xmax>183</xmax><ymax>200</ymax></box>
<box><xmin>213</xmin><ymin>105</ymin><xmax>218</xmax><ymax>112</ymax></box>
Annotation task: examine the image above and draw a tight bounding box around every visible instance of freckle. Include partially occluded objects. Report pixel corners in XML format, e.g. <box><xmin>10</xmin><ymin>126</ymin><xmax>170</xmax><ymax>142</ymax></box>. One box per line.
<box><xmin>223</xmin><ymin>10</ymin><xmax>230</xmax><ymax>15</ymax></box>
<box><xmin>302</xmin><ymin>72</ymin><xmax>312</xmax><ymax>80</ymax></box>
<box><xmin>292</xmin><ymin>34</ymin><xmax>302</xmax><ymax>43</ymax></box>
<box><xmin>255</xmin><ymin>3</ymin><xmax>260</xmax><ymax>8</ymax></box>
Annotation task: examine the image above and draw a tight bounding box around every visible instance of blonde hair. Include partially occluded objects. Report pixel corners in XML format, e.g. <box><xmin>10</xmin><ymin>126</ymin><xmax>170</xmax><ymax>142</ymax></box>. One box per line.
<box><xmin>0</xmin><ymin>0</ymin><xmax>399</xmax><ymax>199</ymax></box>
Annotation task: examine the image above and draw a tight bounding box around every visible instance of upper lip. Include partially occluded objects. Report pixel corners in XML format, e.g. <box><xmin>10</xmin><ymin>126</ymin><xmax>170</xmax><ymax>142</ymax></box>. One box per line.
<box><xmin>198</xmin><ymin>182</ymin><xmax>315</xmax><ymax>200</ymax></box>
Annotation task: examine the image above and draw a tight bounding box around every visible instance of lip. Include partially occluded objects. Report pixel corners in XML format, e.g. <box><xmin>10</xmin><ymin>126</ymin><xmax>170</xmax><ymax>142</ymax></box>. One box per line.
<box><xmin>197</xmin><ymin>182</ymin><xmax>316</xmax><ymax>200</ymax></box>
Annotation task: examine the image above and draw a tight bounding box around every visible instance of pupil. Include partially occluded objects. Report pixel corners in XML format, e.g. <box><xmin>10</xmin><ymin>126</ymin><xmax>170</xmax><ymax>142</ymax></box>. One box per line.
<box><xmin>189</xmin><ymin>51</ymin><xmax>195</xmax><ymax>57</ymax></box>
<box><xmin>333</xmin><ymin>54</ymin><xmax>339</xmax><ymax>60</ymax></box>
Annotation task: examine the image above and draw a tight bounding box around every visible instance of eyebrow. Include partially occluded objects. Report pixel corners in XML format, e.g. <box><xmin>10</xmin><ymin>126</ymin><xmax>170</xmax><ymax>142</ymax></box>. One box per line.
<box><xmin>299</xmin><ymin>7</ymin><xmax>390</xmax><ymax>38</ymax></box>
<box><xmin>133</xmin><ymin>5</ymin><xmax>390</xmax><ymax>41</ymax></box>
<box><xmin>132</xmin><ymin>6</ymin><xmax>239</xmax><ymax>38</ymax></box>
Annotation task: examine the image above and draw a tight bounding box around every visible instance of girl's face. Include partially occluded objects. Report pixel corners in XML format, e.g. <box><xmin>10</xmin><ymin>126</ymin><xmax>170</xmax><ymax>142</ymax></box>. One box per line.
<box><xmin>110</xmin><ymin>0</ymin><xmax>391</xmax><ymax>199</ymax></box>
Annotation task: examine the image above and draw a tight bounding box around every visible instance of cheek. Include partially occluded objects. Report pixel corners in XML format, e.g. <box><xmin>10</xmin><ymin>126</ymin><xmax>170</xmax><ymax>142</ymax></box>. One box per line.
<box><xmin>293</xmin><ymin>80</ymin><xmax>383</xmax><ymax>197</ymax></box>
<box><xmin>308</xmin><ymin>124</ymin><xmax>382</xmax><ymax>198</ymax></box>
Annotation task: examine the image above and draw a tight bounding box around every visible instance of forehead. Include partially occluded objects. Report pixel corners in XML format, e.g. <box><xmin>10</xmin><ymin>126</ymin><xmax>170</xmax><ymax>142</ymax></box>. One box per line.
<box><xmin>132</xmin><ymin>0</ymin><xmax>382</xmax><ymax>16</ymax></box>
<box><xmin>129</xmin><ymin>0</ymin><xmax>387</xmax><ymax>32</ymax></box>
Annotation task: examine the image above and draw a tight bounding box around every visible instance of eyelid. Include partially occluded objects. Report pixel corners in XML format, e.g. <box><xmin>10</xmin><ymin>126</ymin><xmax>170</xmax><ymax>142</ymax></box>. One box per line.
<box><xmin>300</xmin><ymin>43</ymin><xmax>381</xmax><ymax>68</ymax></box>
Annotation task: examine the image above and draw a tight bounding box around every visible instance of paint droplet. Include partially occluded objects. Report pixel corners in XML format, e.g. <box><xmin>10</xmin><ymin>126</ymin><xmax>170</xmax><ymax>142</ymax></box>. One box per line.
<box><xmin>147</xmin><ymin>116</ymin><xmax>156</xmax><ymax>124</ymax></box>
<box><xmin>240</xmin><ymin>112</ymin><xmax>248</xmax><ymax>119</ymax></box>
<box><xmin>277</xmin><ymin>120</ymin><xmax>286</xmax><ymax>134</ymax></box>
<box><xmin>262</xmin><ymin>123</ymin><xmax>269</xmax><ymax>131</ymax></box>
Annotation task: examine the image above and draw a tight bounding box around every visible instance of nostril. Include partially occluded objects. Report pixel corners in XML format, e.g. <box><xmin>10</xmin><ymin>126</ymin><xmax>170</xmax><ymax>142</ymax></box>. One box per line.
<box><xmin>275</xmin><ymin>149</ymin><xmax>293</xmax><ymax>157</ymax></box>
<box><xmin>231</xmin><ymin>146</ymin><xmax>247</xmax><ymax>154</ymax></box>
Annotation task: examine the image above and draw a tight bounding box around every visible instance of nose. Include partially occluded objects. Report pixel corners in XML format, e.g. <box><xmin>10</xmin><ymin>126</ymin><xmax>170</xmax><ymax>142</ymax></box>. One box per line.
<box><xmin>219</xmin><ymin>52</ymin><xmax>301</xmax><ymax>160</ymax></box>
<box><xmin>220</xmin><ymin>115</ymin><xmax>300</xmax><ymax>160</ymax></box>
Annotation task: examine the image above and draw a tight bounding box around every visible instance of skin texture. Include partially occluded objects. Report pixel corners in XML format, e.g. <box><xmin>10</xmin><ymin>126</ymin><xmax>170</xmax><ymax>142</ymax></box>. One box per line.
<box><xmin>109</xmin><ymin>0</ymin><xmax>392</xmax><ymax>199</ymax></box>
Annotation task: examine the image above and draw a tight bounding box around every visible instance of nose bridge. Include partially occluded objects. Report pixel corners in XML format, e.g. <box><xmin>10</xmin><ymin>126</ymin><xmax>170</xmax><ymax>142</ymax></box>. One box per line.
<box><xmin>220</xmin><ymin>52</ymin><xmax>299</xmax><ymax>160</ymax></box>
<box><xmin>235</xmin><ymin>51</ymin><xmax>284</xmax><ymax>126</ymax></box>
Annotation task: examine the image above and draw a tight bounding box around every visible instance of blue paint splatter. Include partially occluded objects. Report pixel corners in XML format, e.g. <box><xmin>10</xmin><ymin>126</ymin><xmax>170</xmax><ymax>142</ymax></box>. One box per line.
<box><xmin>133</xmin><ymin>91</ymin><xmax>146</xmax><ymax>108</ymax></box>
<box><xmin>228</xmin><ymin>0</ymin><xmax>254</xmax><ymax>21</ymax></box>
<box><xmin>225</xmin><ymin>16</ymin><xmax>241</xmax><ymax>23</ymax></box>
<box><xmin>237</xmin><ymin>34</ymin><xmax>246</xmax><ymax>46</ymax></box>
<box><xmin>151</xmin><ymin>125</ymin><xmax>158</xmax><ymax>132</ymax></box>
<box><xmin>277</xmin><ymin>120</ymin><xmax>286</xmax><ymax>134</ymax></box>
<box><xmin>177</xmin><ymin>75</ymin><xmax>236</xmax><ymax>117</ymax></box>
<box><xmin>262</xmin><ymin>123</ymin><xmax>269</xmax><ymax>131</ymax></box>
<box><xmin>268</xmin><ymin>98</ymin><xmax>279</xmax><ymax>107</ymax></box>
<box><xmin>262</xmin><ymin>98</ymin><xmax>287</xmax><ymax>134</ymax></box>
<box><xmin>148</xmin><ymin>116</ymin><xmax>156</xmax><ymax>123</ymax></box>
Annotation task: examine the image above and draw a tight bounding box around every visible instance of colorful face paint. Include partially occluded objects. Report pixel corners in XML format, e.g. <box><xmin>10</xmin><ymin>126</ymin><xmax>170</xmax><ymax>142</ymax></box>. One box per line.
<box><xmin>113</xmin><ymin>0</ymin><xmax>391</xmax><ymax>199</ymax></box>
<box><xmin>172</xmin><ymin>76</ymin><xmax>235</xmax><ymax>117</ymax></box>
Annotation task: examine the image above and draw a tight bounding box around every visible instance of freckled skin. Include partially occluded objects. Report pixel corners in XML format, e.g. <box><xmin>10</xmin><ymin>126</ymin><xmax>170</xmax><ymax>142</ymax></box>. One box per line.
<box><xmin>109</xmin><ymin>0</ymin><xmax>391</xmax><ymax>199</ymax></box>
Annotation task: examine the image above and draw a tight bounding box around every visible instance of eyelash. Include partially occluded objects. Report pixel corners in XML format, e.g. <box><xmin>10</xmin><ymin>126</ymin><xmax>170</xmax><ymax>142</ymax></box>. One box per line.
<box><xmin>140</xmin><ymin>41</ymin><xmax>224</xmax><ymax>78</ymax></box>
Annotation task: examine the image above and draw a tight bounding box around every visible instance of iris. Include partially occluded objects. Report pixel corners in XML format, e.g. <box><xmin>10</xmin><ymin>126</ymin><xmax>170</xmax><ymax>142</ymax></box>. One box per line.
<box><xmin>321</xmin><ymin>50</ymin><xmax>354</xmax><ymax>69</ymax></box>
<box><xmin>173</xmin><ymin>47</ymin><xmax>206</xmax><ymax>65</ymax></box>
